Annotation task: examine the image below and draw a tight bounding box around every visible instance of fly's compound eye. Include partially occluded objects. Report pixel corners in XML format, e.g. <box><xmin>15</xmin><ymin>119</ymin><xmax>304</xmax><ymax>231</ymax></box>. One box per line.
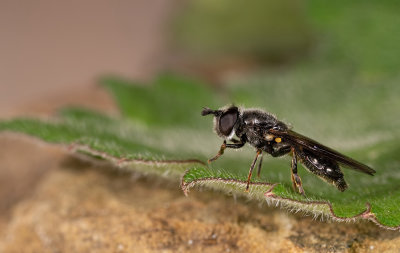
<box><xmin>219</xmin><ymin>108</ymin><xmax>238</xmax><ymax>136</ymax></box>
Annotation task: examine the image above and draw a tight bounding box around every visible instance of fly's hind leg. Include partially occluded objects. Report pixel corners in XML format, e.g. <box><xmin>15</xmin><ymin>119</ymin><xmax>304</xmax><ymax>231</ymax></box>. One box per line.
<box><xmin>291</xmin><ymin>148</ymin><xmax>305</xmax><ymax>196</ymax></box>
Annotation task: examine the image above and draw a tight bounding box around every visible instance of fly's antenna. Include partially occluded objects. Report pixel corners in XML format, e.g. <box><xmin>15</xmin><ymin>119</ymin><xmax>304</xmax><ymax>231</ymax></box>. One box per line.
<box><xmin>201</xmin><ymin>107</ymin><xmax>220</xmax><ymax>116</ymax></box>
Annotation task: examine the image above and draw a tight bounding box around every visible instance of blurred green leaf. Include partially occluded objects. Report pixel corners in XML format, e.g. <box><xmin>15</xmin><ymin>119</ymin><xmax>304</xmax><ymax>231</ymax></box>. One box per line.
<box><xmin>173</xmin><ymin>0</ymin><xmax>313</xmax><ymax>61</ymax></box>
<box><xmin>100</xmin><ymin>74</ymin><xmax>219</xmax><ymax>128</ymax></box>
<box><xmin>1</xmin><ymin>73</ymin><xmax>399</xmax><ymax>230</ymax></box>
<box><xmin>0</xmin><ymin>75</ymin><xmax>220</xmax><ymax>179</ymax></box>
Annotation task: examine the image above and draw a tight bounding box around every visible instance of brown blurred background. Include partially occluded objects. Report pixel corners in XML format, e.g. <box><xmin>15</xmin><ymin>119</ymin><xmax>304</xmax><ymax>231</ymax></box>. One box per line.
<box><xmin>0</xmin><ymin>0</ymin><xmax>174</xmax><ymax>116</ymax></box>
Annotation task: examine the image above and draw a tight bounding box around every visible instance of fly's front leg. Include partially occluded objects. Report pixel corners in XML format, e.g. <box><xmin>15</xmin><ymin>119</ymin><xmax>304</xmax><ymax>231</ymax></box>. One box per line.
<box><xmin>291</xmin><ymin>147</ymin><xmax>305</xmax><ymax>196</ymax></box>
<box><xmin>246</xmin><ymin>149</ymin><xmax>262</xmax><ymax>192</ymax></box>
<box><xmin>208</xmin><ymin>140</ymin><xmax>245</xmax><ymax>163</ymax></box>
<box><xmin>208</xmin><ymin>141</ymin><xmax>226</xmax><ymax>163</ymax></box>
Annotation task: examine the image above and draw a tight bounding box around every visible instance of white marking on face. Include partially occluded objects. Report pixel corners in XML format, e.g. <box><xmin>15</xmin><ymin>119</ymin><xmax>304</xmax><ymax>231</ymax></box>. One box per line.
<box><xmin>326</xmin><ymin>168</ymin><xmax>332</xmax><ymax>173</ymax></box>
<box><xmin>227</xmin><ymin>129</ymin><xmax>236</xmax><ymax>140</ymax></box>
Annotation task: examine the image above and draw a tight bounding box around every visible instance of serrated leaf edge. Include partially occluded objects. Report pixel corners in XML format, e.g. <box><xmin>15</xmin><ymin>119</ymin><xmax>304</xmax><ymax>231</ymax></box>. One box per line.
<box><xmin>180</xmin><ymin>170</ymin><xmax>400</xmax><ymax>231</ymax></box>
<box><xmin>68</xmin><ymin>142</ymin><xmax>205</xmax><ymax>166</ymax></box>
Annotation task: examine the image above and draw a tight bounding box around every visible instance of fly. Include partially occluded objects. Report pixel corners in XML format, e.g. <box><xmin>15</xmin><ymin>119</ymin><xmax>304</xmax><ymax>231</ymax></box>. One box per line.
<box><xmin>201</xmin><ymin>105</ymin><xmax>376</xmax><ymax>195</ymax></box>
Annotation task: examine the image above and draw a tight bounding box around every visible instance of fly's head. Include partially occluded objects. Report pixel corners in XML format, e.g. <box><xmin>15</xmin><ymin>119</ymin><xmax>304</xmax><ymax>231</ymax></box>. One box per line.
<box><xmin>201</xmin><ymin>105</ymin><xmax>240</xmax><ymax>139</ymax></box>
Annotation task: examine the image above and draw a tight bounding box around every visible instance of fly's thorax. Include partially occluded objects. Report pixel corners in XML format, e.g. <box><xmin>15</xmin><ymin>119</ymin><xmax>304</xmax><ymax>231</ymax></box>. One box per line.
<box><xmin>241</xmin><ymin>109</ymin><xmax>279</xmax><ymax>127</ymax></box>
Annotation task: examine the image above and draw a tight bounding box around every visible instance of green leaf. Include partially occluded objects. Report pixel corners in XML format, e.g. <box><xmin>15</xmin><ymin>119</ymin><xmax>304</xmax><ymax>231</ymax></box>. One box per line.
<box><xmin>1</xmin><ymin>72</ymin><xmax>399</xmax><ymax>230</ymax></box>
<box><xmin>0</xmin><ymin>98</ymin><xmax>210</xmax><ymax>180</ymax></box>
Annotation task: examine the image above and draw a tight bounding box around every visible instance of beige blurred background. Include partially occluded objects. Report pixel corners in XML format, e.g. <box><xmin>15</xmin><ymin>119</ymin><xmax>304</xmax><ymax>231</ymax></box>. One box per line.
<box><xmin>0</xmin><ymin>0</ymin><xmax>174</xmax><ymax>116</ymax></box>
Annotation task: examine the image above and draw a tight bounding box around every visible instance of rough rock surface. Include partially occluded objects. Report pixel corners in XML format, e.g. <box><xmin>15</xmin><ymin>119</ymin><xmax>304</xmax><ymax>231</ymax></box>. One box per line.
<box><xmin>0</xmin><ymin>136</ymin><xmax>399</xmax><ymax>253</ymax></box>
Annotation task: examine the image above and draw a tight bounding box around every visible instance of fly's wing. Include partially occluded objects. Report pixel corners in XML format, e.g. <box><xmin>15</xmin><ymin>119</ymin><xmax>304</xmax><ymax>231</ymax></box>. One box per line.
<box><xmin>269</xmin><ymin>129</ymin><xmax>376</xmax><ymax>175</ymax></box>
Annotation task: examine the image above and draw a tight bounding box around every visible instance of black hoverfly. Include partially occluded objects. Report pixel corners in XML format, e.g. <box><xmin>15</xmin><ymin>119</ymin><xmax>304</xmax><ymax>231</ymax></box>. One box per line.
<box><xmin>202</xmin><ymin>105</ymin><xmax>376</xmax><ymax>195</ymax></box>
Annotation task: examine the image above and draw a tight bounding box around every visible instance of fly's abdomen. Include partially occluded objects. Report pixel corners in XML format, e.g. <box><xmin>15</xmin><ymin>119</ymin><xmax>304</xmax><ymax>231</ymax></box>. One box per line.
<box><xmin>298</xmin><ymin>149</ymin><xmax>348</xmax><ymax>191</ymax></box>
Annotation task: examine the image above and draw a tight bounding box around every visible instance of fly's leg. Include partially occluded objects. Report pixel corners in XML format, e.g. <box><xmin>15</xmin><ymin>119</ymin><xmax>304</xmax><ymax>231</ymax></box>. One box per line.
<box><xmin>208</xmin><ymin>140</ymin><xmax>245</xmax><ymax>163</ymax></box>
<box><xmin>208</xmin><ymin>141</ymin><xmax>226</xmax><ymax>163</ymax></box>
<box><xmin>257</xmin><ymin>152</ymin><xmax>264</xmax><ymax>178</ymax></box>
<box><xmin>291</xmin><ymin>148</ymin><xmax>305</xmax><ymax>196</ymax></box>
<box><xmin>246</xmin><ymin>149</ymin><xmax>262</xmax><ymax>192</ymax></box>
<box><xmin>255</xmin><ymin>142</ymin><xmax>289</xmax><ymax>178</ymax></box>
